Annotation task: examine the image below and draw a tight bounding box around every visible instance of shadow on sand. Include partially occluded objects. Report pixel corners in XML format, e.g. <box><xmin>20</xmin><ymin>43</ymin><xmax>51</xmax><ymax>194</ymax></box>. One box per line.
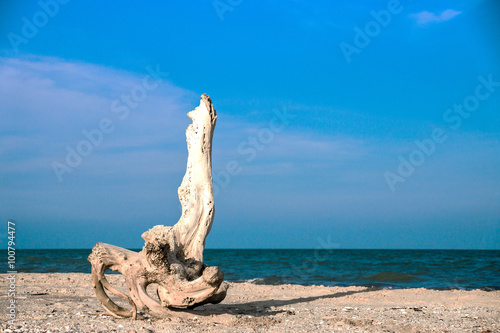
<box><xmin>175</xmin><ymin>287</ymin><xmax>378</xmax><ymax>318</ymax></box>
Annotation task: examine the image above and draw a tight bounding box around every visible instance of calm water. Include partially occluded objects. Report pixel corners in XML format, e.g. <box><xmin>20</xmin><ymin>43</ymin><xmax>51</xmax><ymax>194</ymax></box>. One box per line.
<box><xmin>3</xmin><ymin>249</ymin><xmax>499</xmax><ymax>290</ymax></box>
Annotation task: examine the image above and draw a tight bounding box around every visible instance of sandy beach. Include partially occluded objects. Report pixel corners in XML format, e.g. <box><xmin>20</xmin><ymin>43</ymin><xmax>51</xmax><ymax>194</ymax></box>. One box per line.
<box><xmin>1</xmin><ymin>273</ymin><xmax>498</xmax><ymax>333</ymax></box>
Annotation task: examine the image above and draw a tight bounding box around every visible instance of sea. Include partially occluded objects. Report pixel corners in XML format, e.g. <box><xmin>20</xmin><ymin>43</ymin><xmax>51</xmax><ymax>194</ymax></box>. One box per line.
<box><xmin>4</xmin><ymin>249</ymin><xmax>499</xmax><ymax>291</ymax></box>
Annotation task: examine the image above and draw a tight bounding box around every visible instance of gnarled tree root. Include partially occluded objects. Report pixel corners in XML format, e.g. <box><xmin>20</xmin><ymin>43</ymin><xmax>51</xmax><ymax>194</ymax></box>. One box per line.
<box><xmin>88</xmin><ymin>95</ymin><xmax>228</xmax><ymax>319</ymax></box>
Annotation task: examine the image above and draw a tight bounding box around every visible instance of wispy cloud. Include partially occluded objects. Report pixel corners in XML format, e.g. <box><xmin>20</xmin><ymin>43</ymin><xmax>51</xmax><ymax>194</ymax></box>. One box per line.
<box><xmin>0</xmin><ymin>56</ymin><xmax>198</xmax><ymax>179</ymax></box>
<box><xmin>410</xmin><ymin>9</ymin><xmax>462</xmax><ymax>26</ymax></box>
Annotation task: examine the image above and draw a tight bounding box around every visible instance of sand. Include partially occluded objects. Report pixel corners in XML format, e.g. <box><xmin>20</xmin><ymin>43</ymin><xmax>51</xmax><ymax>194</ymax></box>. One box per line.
<box><xmin>1</xmin><ymin>273</ymin><xmax>498</xmax><ymax>333</ymax></box>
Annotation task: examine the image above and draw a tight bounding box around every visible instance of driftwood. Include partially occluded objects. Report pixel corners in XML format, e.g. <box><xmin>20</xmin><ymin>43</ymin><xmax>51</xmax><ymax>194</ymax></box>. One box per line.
<box><xmin>88</xmin><ymin>94</ymin><xmax>228</xmax><ymax>319</ymax></box>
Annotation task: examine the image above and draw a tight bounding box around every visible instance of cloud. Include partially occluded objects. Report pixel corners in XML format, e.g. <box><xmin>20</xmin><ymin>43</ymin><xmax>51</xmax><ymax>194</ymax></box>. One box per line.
<box><xmin>0</xmin><ymin>56</ymin><xmax>198</xmax><ymax>180</ymax></box>
<box><xmin>410</xmin><ymin>9</ymin><xmax>462</xmax><ymax>26</ymax></box>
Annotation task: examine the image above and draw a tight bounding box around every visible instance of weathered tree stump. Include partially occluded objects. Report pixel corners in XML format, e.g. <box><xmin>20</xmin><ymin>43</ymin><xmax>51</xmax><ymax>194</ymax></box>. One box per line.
<box><xmin>88</xmin><ymin>94</ymin><xmax>228</xmax><ymax>319</ymax></box>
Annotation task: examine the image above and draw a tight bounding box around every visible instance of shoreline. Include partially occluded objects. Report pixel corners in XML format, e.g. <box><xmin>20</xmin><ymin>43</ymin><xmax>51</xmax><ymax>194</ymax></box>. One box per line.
<box><xmin>233</xmin><ymin>279</ymin><xmax>499</xmax><ymax>292</ymax></box>
<box><xmin>2</xmin><ymin>273</ymin><xmax>499</xmax><ymax>332</ymax></box>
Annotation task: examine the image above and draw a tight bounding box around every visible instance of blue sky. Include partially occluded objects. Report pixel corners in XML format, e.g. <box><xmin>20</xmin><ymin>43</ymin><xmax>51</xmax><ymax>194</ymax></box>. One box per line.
<box><xmin>0</xmin><ymin>0</ymin><xmax>499</xmax><ymax>249</ymax></box>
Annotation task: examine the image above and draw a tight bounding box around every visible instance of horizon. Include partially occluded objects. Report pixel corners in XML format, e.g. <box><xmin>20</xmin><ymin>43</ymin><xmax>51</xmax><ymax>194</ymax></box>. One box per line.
<box><xmin>1</xmin><ymin>0</ymin><xmax>499</xmax><ymax>250</ymax></box>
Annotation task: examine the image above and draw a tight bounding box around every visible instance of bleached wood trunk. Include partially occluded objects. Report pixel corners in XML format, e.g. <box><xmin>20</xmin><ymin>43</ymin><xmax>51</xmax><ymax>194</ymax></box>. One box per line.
<box><xmin>88</xmin><ymin>94</ymin><xmax>227</xmax><ymax>319</ymax></box>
